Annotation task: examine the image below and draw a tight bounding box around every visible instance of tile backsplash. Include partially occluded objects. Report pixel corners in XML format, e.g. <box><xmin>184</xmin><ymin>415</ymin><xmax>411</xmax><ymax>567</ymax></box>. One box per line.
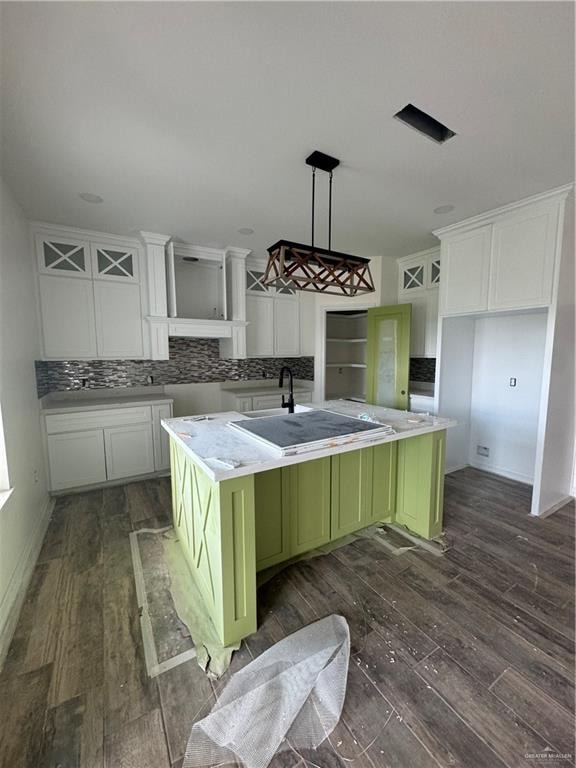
<box><xmin>409</xmin><ymin>357</ymin><xmax>436</xmax><ymax>383</ymax></box>
<box><xmin>35</xmin><ymin>338</ymin><xmax>314</xmax><ymax>398</ymax></box>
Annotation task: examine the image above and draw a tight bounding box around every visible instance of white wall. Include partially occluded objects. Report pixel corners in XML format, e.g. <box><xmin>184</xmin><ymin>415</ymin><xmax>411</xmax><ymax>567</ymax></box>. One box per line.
<box><xmin>469</xmin><ymin>312</ymin><xmax>547</xmax><ymax>483</ymax></box>
<box><xmin>533</xmin><ymin>195</ymin><xmax>575</xmax><ymax>514</ymax></box>
<box><xmin>436</xmin><ymin>315</ymin><xmax>476</xmax><ymax>472</ymax></box>
<box><xmin>0</xmin><ymin>180</ymin><xmax>50</xmax><ymax>663</ymax></box>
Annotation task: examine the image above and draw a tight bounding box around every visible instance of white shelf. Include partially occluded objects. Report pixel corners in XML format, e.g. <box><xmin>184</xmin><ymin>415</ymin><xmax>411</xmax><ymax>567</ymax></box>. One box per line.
<box><xmin>326</xmin><ymin>363</ymin><xmax>367</xmax><ymax>369</ymax></box>
<box><xmin>326</xmin><ymin>337</ymin><xmax>367</xmax><ymax>343</ymax></box>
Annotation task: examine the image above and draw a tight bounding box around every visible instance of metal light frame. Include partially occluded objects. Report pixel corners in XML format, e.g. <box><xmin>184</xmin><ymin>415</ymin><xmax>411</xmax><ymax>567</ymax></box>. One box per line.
<box><xmin>264</xmin><ymin>151</ymin><xmax>375</xmax><ymax>297</ymax></box>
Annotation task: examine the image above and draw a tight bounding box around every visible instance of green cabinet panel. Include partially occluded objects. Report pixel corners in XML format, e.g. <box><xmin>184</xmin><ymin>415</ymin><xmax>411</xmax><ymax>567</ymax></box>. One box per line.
<box><xmin>284</xmin><ymin>457</ymin><xmax>331</xmax><ymax>555</ymax></box>
<box><xmin>254</xmin><ymin>468</ymin><xmax>290</xmax><ymax>571</ymax></box>
<box><xmin>331</xmin><ymin>448</ymin><xmax>374</xmax><ymax>538</ymax></box>
<box><xmin>396</xmin><ymin>430</ymin><xmax>445</xmax><ymax>539</ymax></box>
<box><xmin>370</xmin><ymin>442</ymin><xmax>397</xmax><ymax>524</ymax></box>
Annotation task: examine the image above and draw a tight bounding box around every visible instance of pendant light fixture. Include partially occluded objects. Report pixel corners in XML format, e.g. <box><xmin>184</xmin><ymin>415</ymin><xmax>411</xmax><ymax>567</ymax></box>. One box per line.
<box><xmin>264</xmin><ymin>151</ymin><xmax>375</xmax><ymax>297</ymax></box>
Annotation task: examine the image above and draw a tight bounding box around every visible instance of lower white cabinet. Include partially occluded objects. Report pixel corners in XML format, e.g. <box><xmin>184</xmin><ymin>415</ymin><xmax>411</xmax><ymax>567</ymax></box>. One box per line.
<box><xmin>221</xmin><ymin>388</ymin><xmax>313</xmax><ymax>413</ymax></box>
<box><xmin>47</xmin><ymin>430</ymin><xmax>107</xmax><ymax>490</ymax></box>
<box><xmin>45</xmin><ymin>399</ymin><xmax>173</xmax><ymax>491</ymax></box>
<box><xmin>104</xmin><ymin>424</ymin><xmax>155</xmax><ymax>480</ymax></box>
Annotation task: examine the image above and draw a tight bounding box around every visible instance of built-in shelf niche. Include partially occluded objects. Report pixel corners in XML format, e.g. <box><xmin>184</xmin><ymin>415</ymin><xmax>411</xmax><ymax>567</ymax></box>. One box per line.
<box><xmin>325</xmin><ymin>310</ymin><xmax>368</xmax><ymax>402</ymax></box>
<box><xmin>167</xmin><ymin>242</ymin><xmax>227</xmax><ymax>321</ymax></box>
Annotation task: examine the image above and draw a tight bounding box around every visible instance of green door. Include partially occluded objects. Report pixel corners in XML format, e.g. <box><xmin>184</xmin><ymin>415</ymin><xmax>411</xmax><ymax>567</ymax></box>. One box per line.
<box><xmin>331</xmin><ymin>448</ymin><xmax>373</xmax><ymax>538</ymax></box>
<box><xmin>284</xmin><ymin>458</ymin><xmax>331</xmax><ymax>555</ymax></box>
<box><xmin>366</xmin><ymin>304</ymin><xmax>411</xmax><ymax>409</ymax></box>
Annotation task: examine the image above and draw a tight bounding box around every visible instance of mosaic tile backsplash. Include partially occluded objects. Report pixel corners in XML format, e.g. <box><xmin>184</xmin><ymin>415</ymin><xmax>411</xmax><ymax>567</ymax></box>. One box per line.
<box><xmin>35</xmin><ymin>338</ymin><xmax>314</xmax><ymax>398</ymax></box>
<box><xmin>409</xmin><ymin>357</ymin><xmax>436</xmax><ymax>383</ymax></box>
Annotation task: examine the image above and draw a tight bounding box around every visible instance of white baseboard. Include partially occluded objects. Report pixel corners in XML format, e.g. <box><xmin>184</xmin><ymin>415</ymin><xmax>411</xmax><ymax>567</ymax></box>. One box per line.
<box><xmin>445</xmin><ymin>463</ymin><xmax>469</xmax><ymax>475</ymax></box>
<box><xmin>0</xmin><ymin>494</ymin><xmax>54</xmax><ymax>668</ymax></box>
<box><xmin>468</xmin><ymin>459</ymin><xmax>532</xmax><ymax>485</ymax></box>
<box><xmin>534</xmin><ymin>495</ymin><xmax>574</xmax><ymax>519</ymax></box>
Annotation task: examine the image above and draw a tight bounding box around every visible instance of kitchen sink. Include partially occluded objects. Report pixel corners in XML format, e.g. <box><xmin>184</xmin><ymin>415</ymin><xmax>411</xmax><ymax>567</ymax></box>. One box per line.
<box><xmin>243</xmin><ymin>404</ymin><xmax>314</xmax><ymax>419</ymax></box>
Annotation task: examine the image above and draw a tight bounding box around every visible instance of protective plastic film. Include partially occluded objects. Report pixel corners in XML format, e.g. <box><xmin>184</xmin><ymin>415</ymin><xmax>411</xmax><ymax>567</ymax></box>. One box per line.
<box><xmin>183</xmin><ymin>614</ymin><xmax>350</xmax><ymax>768</ymax></box>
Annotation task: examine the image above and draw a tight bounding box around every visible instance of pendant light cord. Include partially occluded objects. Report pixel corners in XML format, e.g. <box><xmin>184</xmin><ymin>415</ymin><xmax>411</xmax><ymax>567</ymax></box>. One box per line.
<box><xmin>328</xmin><ymin>171</ymin><xmax>333</xmax><ymax>251</ymax></box>
<box><xmin>311</xmin><ymin>167</ymin><xmax>316</xmax><ymax>248</ymax></box>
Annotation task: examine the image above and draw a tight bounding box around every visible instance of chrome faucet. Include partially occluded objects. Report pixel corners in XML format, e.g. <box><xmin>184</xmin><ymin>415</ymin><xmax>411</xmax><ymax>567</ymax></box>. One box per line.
<box><xmin>279</xmin><ymin>366</ymin><xmax>295</xmax><ymax>414</ymax></box>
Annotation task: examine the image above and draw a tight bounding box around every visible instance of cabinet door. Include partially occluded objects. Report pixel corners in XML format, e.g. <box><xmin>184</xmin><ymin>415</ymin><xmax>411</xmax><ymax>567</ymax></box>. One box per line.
<box><xmin>254</xmin><ymin>469</ymin><xmax>290</xmax><ymax>570</ymax></box>
<box><xmin>252</xmin><ymin>394</ymin><xmax>282</xmax><ymax>410</ymax></box>
<box><xmin>396</xmin><ymin>431</ymin><xmax>445</xmax><ymax>540</ymax></box>
<box><xmin>489</xmin><ymin>207</ymin><xmax>557</xmax><ymax>310</ymax></box>
<box><xmin>36</xmin><ymin>235</ymin><xmax>92</xmax><ymax>278</ymax></box>
<box><xmin>284</xmin><ymin>457</ymin><xmax>331</xmax><ymax>555</ymax></box>
<box><xmin>91</xmin><ymin>243</ymin><xmax>139</xmax><ymax>282</ymax></box>
<box><xmin>331</xmin><ymin>448</ymin><xmax>373</xmax><ymax>538</ymax></box>
<box><xmin>439</xmin><ymin>226</ymin><xmax>491</xmax><ymax>315</ymax></box>
<box><xmin>246</xmin><ymin>295</ymin><xmax>274</xmax><ymax>357</ymax></box>
<box><xmin>370</xmin><ymin>442</ymin><xmax>397</xmax><ymax>523</ymax></box>
<box><xmin>424</xmin><ymin>289</ymin><xmax>439</xmax><ymax>357</ymax></box>
<box><xmin>152</xmin><ymin>403</ymin><xmax>172</xmax><ymax>471</ymax></box>
<box><xmin>47</xmin><ymin>430</ymin><xmax>106</xmax><ymax>490</ymax></box>
<box><xmin>401</xmin><ymin>296</ymin><xmax>427</xmax><ymax>357</ymax></box>
<box><xmin>39</xmin><ymin>274</ymin><xmax>97</xmax><ymax>359</ymax></box>
<box><xmin>274</xmin><ymin>297</ymin><xmax>300</xmax><ymax>357</ymax></box>
<box><xmin>104</xmin><ymin>424</ymin><xmax>155</xmax><ymax>480</ymax></box>
<box><xmin>94</xmin><ymin>281</ymin><xmax>144</xmax><ymax>358</ymax></box>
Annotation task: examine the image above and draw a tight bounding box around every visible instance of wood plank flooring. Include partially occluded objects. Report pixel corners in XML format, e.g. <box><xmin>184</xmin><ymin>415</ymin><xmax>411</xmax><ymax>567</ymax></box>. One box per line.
<box><xmin>0</xmin><ymin>467</ymin><xmax>574</xmax><ymax>768</ymax></box>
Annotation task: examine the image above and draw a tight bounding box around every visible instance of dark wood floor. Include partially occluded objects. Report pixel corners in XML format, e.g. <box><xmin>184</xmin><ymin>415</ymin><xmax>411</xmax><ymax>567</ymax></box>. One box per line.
<box><xmin>1</xmin><ymin>467</ymin><xmax>574</xmax><ymax>768</ymax></box>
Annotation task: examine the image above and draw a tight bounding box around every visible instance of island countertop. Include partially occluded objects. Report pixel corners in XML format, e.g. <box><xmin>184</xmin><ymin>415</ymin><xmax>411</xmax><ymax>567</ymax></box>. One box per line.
<box><xmin>161</xmin><ymin>400</ymin><xmax>456</xmax><ymax>482</ymax></box>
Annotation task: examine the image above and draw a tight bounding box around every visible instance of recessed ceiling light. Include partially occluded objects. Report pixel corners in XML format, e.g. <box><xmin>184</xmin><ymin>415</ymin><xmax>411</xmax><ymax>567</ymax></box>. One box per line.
<box><xmin>433</xmin><ymin>204</ymin><xmax>455</xmax><ymax>214</ymax></box>
<box><xmin>238</xmin><ymin>227</ymin><xmax>254</xmax><ymax>235</ymax></box>
<box><xmin>79</xmin><ymin>192</ymin><xmax>103</xmax><ymax>204</ymax></box>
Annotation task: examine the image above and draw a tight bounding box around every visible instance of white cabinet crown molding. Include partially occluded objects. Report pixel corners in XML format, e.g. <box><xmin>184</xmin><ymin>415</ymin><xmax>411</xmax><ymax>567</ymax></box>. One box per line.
<box><xmin>432</xmin><ymin>183</ymin><xmax>573</xmax><ymax>240</ymax></box>
<box><xmin>30</xmin><ymin>221</ymin><xmax>141</xmax><ymax>250</ymax></box>
<box><xmin>138</xmin><ymin>231</ymin><xmax>171</xmax><ymax>247</ymax></box>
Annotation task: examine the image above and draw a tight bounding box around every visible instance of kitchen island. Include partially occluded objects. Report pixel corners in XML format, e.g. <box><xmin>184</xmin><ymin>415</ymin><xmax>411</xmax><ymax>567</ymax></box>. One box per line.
<box><xmin>162</xmin><ymin>401</ymin><xmax>455</xmax><ymax>645</ymax></box>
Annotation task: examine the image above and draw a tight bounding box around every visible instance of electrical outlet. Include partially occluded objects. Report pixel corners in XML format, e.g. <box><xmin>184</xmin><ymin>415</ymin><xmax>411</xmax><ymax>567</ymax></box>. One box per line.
<box><xmin>477</xmin><ymin>445</ymin><xmax>490</xmax><ymax>457</ymax></box>
<box><xmin>33</xmin><ymin>469</ymin><xmax>39</xmax><ymax>483</ymax></box>
<box><xmin>509</xmin><ymin>377</ymin><xmax>517</xmax><ymax>387</ymax></box>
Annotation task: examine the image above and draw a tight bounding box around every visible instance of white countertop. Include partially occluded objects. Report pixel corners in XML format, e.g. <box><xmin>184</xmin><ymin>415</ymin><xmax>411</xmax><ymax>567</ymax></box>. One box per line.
<box><xmin>162</xmin><ymin>400</ymin><xmax>456</xmax><ymax>482</ymax></box>
<box><xmin>41</xmin><ymin>393</ymin><xmax>174</xmax><ymax>414</ymax></box>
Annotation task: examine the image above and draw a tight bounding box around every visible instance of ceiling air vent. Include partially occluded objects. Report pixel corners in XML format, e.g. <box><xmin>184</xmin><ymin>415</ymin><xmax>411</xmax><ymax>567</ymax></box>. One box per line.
<box><xmin>394</xmin><ymin>104</ymin><xmax>456</xmax><ymax>144</ymax></box>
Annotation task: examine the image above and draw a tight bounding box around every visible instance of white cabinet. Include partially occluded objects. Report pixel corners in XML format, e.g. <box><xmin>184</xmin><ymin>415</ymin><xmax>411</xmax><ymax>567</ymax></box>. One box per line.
<box><xmin>221</xmin><ymin>388</ymin><xmax>313</xmax><ymax>414</ymax></box>
<box><xmin>246</xmin><ymin>295</ymin><xmax>274</xmax><ymax>357</ymax></box>
<box><xmin>44</xmin><ymin>399</ymin><xmax>173</xmax><ymax>491</ymax></box>
<box><xmin>245</xmin><ymin>263</ymin><xmax>300</xmax><ymax>358</ymax></box>
<box><xmin>489</xmin><ymin>207</ymin><xmax>557</xmax><ymax>310</ymax></box>
<box><xmin>152</xmin><ymin>403</ymin><xmax>172</xmax><ymax>471</ymax></box>
<box><xmin>34</xmin><ymin>227</ymin><xmax>147</xmax><ymax>360</ymax></box>
<box><xmin>439</xmin><ymin>226</ymin><xmax>491</xmax><ymax>316</ymax></box>
<box><xmin>39</xmin><ymin>275</ymin><xmax>98</xmax><ymax>359</ymax></box>
<box><xmin>274</xmin><ymin>297</ymin><xmax>300</xmax><ymax>356</ymax></box>
<box><xmin>104</xmin><ymin>424</ymin><xmax>155</xmax><ymax>480</ymax></box>
<box><xmin>436</xmin><ymin>194</ymin><xmax>564</xmax><ymax>317</ymax></box>
<box><xmin>397</xmin><ymin>248</ymin><xmax>440</xmax><ymax>357</ymax></box>
<box><xmin>94</xmin><ymin>281</ymin><xmax>144</xmax><ymax>357</ymax></box>
<box><xmin>47</xmin><ymin>430</ymin><xmax>107</xmax><ymax>490</ymax></box>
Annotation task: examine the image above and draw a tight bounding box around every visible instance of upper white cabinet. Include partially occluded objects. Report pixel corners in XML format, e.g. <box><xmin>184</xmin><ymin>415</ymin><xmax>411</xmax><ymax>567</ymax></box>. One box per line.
<box><xmin>489</xmin><ymin>207</ymin><xmax>557</xmax><ymax>311</ymax></box>
<box><xmin>439</xmin><ymin>226</ymin><xmax>491</xmax><ymax>316</ymax></box>
<box><xmin>397</xmin><ymin>247</ymin><xmax>440</xmax><ymax>357</ymax></box>
<box><xmin>34</xmin><ymin>226</ymin><xmax>146</xmax><ymax>360</ymax></box>
<box><xmin>245</xmin><ymin>262</ymin><xmax>301</xmax><ymax>358</ymax></box>
<box><xmin>435</xmin><ymin>188</ymin><xmax>569</xmax><ymax>317</ymax></box>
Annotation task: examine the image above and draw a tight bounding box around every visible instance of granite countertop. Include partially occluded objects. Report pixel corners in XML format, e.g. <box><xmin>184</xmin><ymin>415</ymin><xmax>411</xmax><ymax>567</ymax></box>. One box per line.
<box><xmin>41</xmin><ymin>392</ymin><xmax>174</xmax><ymax>414</ymax></box>
<box><xmin>162</xmin><ymin>400</ymin><xmax>456</xmax><ymax>482</ymax></box>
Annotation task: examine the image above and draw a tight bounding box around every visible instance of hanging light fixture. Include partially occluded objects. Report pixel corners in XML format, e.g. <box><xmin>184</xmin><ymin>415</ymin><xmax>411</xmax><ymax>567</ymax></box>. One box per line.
<box><xmin>264</xmin><ymin>151</ymin><xmax>375</xmax><ymax>297</ymax></box>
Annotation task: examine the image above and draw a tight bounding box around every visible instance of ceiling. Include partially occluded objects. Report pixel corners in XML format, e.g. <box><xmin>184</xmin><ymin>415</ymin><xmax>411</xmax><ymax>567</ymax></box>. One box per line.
<box><xmin>1</xmin><ymin>2</ymin><xmax>574</xmax><ymax>261</ymax></box>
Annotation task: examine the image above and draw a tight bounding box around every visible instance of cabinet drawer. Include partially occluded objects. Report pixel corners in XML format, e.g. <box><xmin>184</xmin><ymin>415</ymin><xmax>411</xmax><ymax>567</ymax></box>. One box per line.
<box><xmin>252</xmin><ymin>394</ymin><xmax>282</xmax><ymax>410</ymax></box>
<box><xmin>45</xmin><ymin>406</ymin><xmax>152</xmax><ymax>434</ymax></box>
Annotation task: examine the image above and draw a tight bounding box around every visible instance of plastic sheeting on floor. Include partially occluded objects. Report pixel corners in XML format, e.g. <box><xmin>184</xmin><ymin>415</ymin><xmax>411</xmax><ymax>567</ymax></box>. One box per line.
<box><xmin>182</xmin><ymin>615</ymin><xmax>350</xmax><ymax>768</ymax></box>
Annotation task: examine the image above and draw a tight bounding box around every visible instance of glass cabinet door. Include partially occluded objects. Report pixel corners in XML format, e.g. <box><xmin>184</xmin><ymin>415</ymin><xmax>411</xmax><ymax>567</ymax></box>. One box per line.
<box><xmin>366</xmin><ymin>304</ymin><xmax>411</xmax><ymax>409</ymax></box>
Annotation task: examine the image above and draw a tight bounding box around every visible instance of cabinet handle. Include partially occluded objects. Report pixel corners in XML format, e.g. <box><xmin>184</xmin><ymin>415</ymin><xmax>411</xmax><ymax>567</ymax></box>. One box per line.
<box><xmin>401</xmin><ymin>390</ymin><xmax>406</xmax><ymax>395</ymax></box>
